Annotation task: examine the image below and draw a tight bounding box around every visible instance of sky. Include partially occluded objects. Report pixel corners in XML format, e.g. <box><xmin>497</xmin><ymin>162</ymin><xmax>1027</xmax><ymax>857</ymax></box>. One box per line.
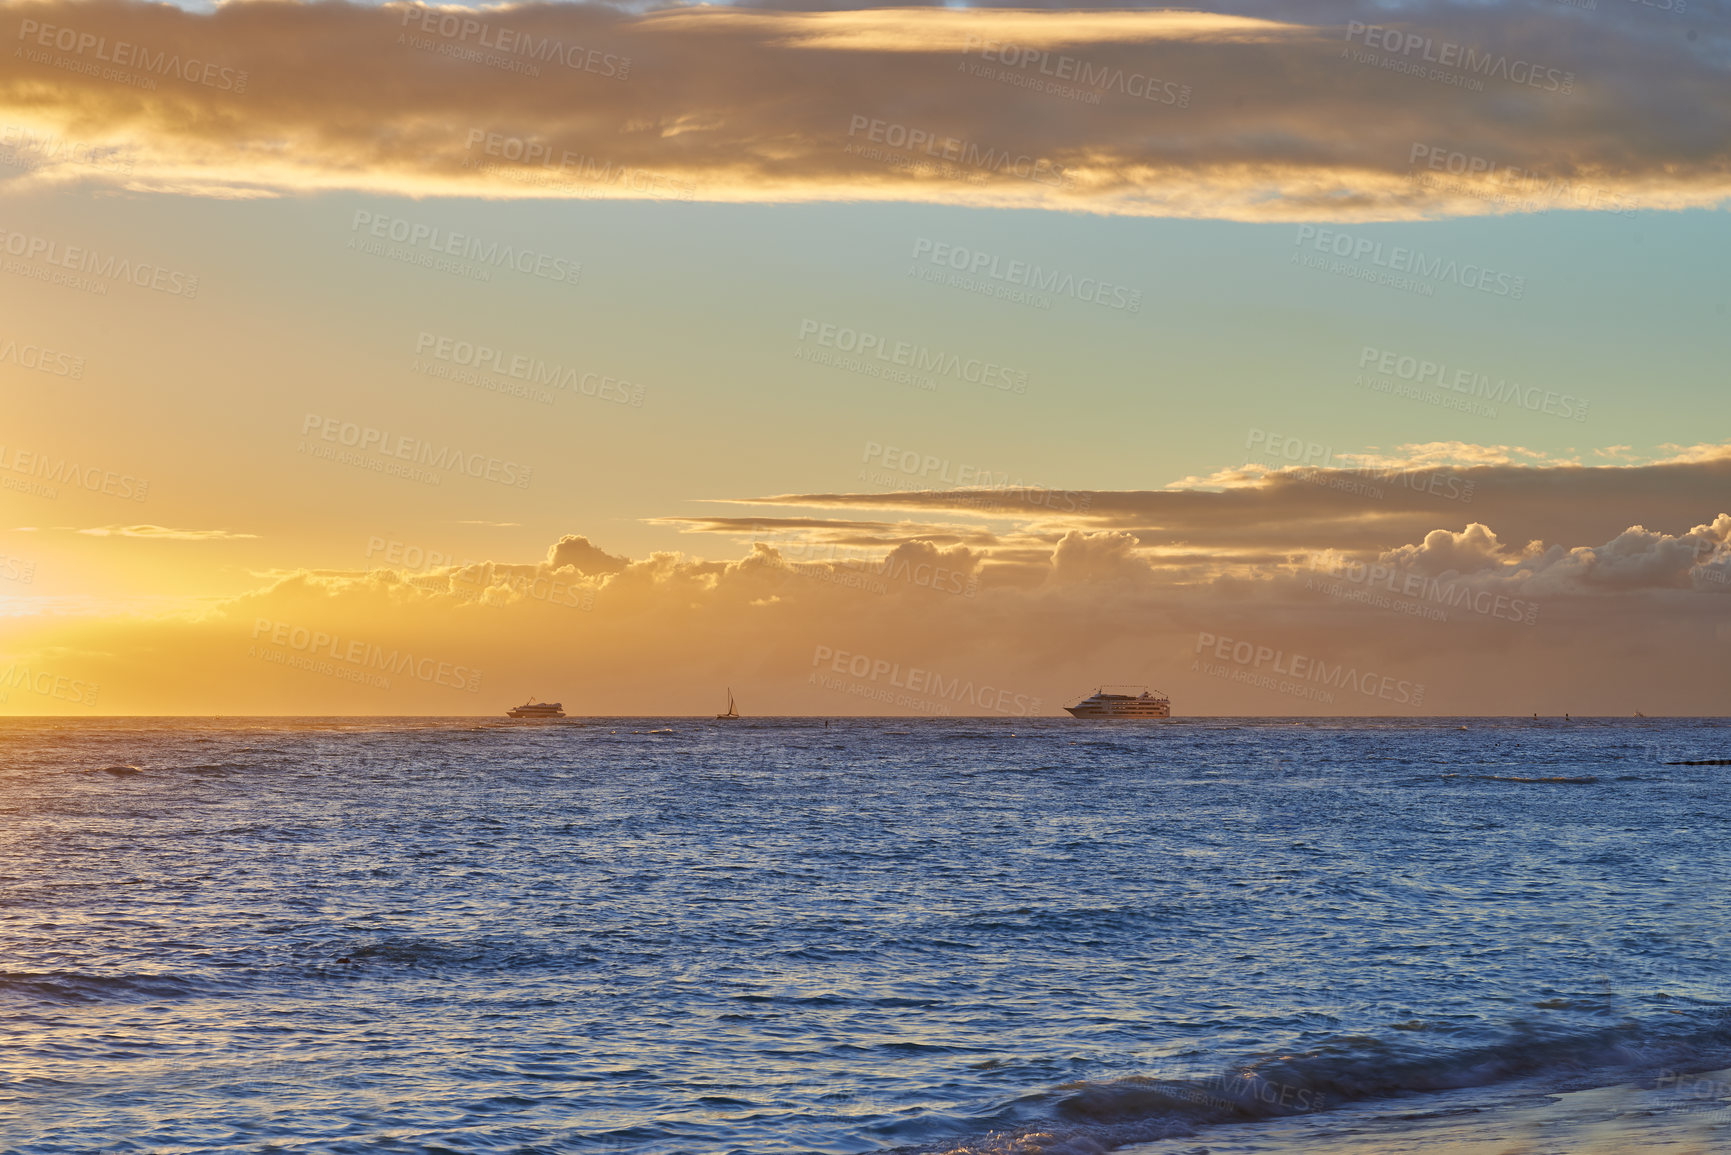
<box><xmin>0</xmin><ymin>0</ymin><xmax>1727</xmax><ymax>715</ymax></box>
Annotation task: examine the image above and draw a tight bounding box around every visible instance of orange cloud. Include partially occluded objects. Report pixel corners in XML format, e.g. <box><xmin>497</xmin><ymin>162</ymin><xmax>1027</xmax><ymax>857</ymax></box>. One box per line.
<box><xmin>3</xmin><ymin>448</ymin><xmax>1727</xmax><ymax>717</ymax></box>
<box><xmin>72</xmin><ymin>524</ymin><xmax>258</xmax><ymax>540</ymax></box>
<box><xmin>1</xmin><ymin>0</ymin><xmax>1725</xmax><ymax>218</ymax></box>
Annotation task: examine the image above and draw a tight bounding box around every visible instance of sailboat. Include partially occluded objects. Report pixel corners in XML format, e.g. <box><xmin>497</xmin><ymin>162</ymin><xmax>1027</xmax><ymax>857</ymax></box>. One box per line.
<box><xmin>716</xmin><ymin>688</ymin><xmax>741</xmax><ymax>720</ymax></box>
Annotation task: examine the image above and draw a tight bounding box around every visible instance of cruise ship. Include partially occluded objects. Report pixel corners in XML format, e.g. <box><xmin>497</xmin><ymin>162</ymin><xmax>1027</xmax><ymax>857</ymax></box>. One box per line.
<box><xmin>506</xmin><ymin>698</ymin><xmax>566</xmax><ymax>718</ymax></box>
<box><xmin>1064</xmin><ymin>686</ymin><xmax>1171</xmax><ymax>719</ymax></box>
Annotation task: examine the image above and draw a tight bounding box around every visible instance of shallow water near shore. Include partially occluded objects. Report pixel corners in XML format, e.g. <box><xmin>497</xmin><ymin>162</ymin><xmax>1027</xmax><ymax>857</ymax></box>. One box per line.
<box><xmin>3</xmin><ymin>716</ymin><xmax>1729</xmax><ymax>1153</ymax></box>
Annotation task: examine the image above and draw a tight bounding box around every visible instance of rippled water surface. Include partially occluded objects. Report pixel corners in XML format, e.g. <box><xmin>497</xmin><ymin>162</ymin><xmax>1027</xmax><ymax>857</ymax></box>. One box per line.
<box><xmin>4</xmin><ymin>716</ymin><xmax>1730</xmax><ymax>1153</ymax></box>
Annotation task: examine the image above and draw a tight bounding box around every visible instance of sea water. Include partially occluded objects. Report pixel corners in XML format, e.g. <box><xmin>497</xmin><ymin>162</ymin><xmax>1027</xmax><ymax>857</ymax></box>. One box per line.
<box><xmin>3</xmin><ymin>716</ymin><xmax>1729</xmax><ymax>1153</ymax></box>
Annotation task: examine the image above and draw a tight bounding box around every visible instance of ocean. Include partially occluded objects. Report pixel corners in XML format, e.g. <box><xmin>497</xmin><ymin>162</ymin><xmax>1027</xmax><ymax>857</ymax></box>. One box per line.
<box><xmin>4</xmin><ymin>716</ymin><xmax>1730</xmax><ymax>1153</ymax></box>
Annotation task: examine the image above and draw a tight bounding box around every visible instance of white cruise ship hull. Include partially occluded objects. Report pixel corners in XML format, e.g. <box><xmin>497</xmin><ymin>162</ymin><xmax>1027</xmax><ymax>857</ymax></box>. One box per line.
<box><xmin>1064</xmin><ymin>689</ymin><xmax>1171</xmax><ymax>719</ymax></box>
<box><xmin>1064</xmin><ymin>703</ymin><xmax>1171</xmax><ymax>718</ymax></box>
<box><xmin>507</xmin><ymin>703</ymin><xmax>566</xmax><ymax>718</ymax></box>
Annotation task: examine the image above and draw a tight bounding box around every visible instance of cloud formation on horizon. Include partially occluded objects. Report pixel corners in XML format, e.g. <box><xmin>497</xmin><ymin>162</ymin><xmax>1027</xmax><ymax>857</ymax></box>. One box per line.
<box><xmin>703</xmin><ymin>443</ymin><xmax>1731</xmax><ymax>562</ymax></box>
<box><xmin>2</xmin><ymin>0</ymin><xmax>1728</xmax><ymax>218</ymax></box>
<box><xmin>4</xmin><ymin>451</ymin><xmax>1727</xmax><ymax>716</ymax></box>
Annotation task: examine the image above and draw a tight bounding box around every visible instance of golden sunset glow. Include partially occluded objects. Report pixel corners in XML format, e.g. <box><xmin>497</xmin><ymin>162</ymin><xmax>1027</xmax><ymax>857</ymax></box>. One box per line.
<box><xmin>1</xmin><ymin>0</ymin><xmax>1727</xmax><ymax>717</ymax></box>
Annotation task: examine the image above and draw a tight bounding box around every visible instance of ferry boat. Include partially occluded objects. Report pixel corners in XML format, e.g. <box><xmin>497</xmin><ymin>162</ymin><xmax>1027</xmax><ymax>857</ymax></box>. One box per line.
<box><xmin>506</xmin><ymin>698</ymin><xmax>565</xmax><ymax>718</ymax></box>
<box><xmin>1064</xmin><ymin>686</ymin><xmax>1171</xmax><ymax>719</ymax></box>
